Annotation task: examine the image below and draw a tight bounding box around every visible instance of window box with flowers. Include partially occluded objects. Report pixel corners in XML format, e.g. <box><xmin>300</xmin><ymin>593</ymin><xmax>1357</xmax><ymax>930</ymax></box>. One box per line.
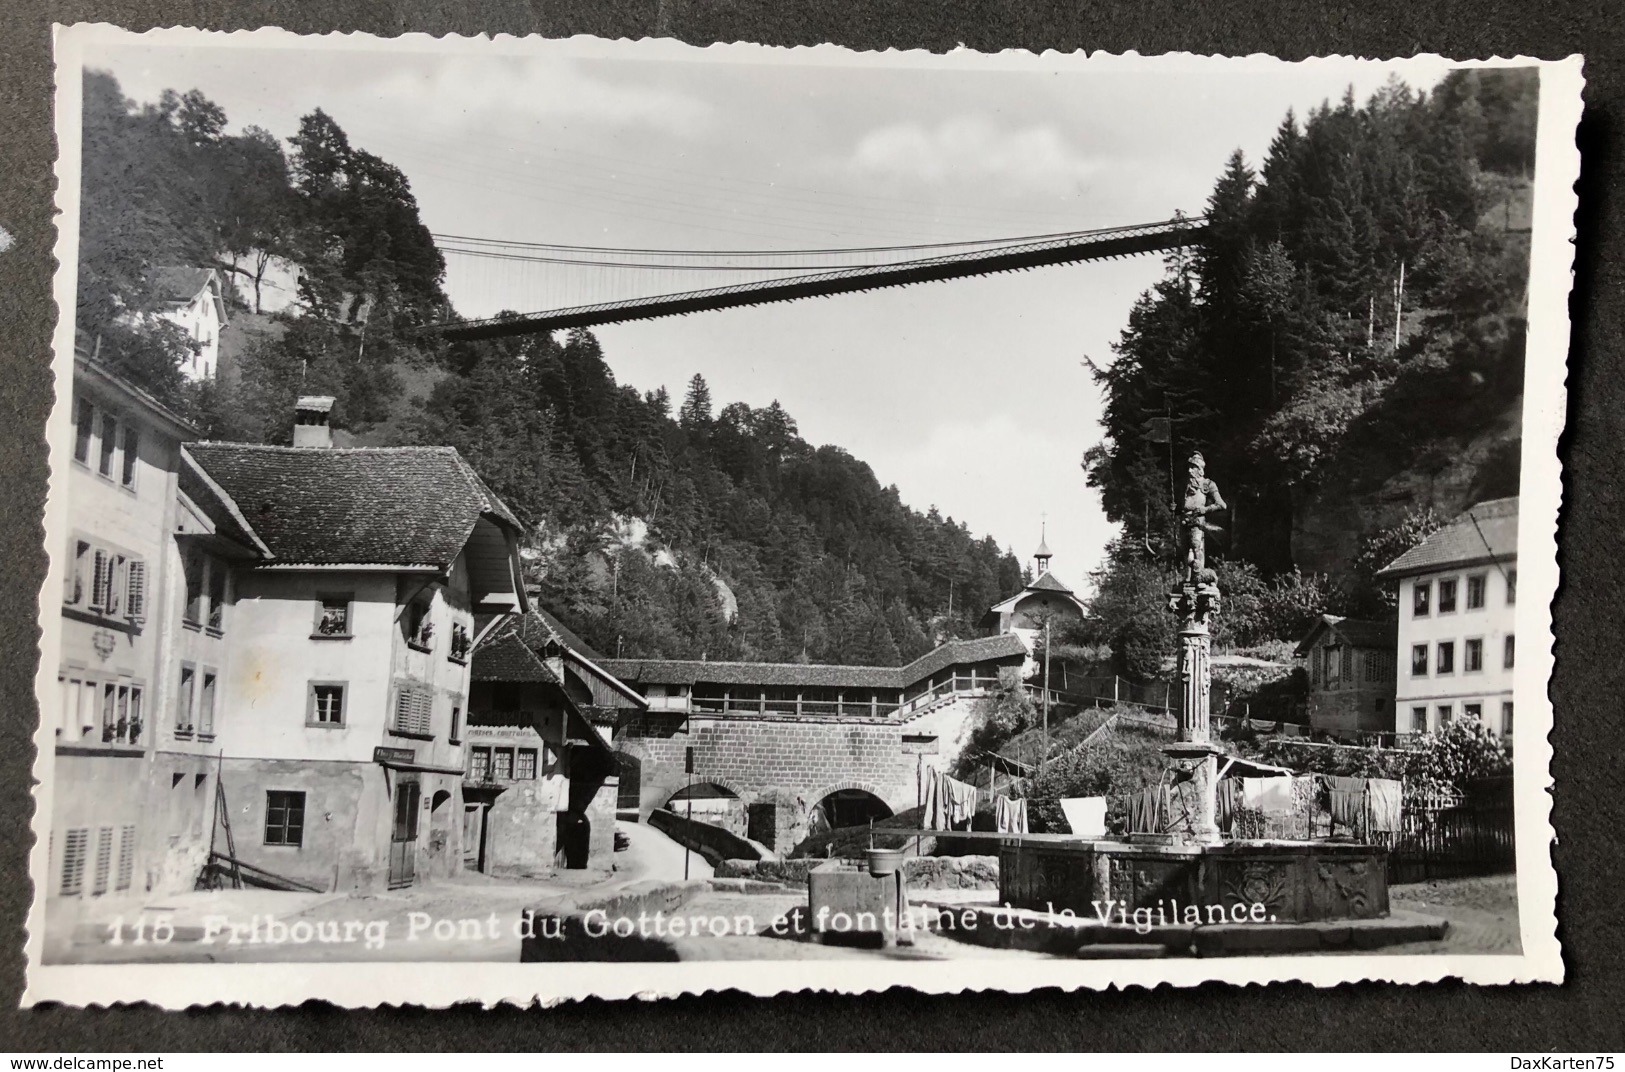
<box><xmin>448</xmin><ymin>622</ymin><xmax>472</xmax><ymax>664</ymax></box>
<box><xmin>403</xmin><ymin>599</ymin><xmax>434</xmax><ymax>653</ymax></box>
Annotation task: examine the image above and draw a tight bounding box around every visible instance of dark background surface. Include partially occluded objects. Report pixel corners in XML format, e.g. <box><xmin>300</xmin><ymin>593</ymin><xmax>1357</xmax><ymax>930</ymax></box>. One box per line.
<box><xmin>1</xmin><ymin>0</ymin><xmax>1621</xmax><ymax>1052</ymax></box>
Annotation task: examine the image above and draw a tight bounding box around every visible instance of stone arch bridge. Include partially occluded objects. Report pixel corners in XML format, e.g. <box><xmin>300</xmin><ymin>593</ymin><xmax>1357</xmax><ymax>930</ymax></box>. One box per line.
<box><xmin>601</xmin><ymin>635</ymin><xmax>1028</xmax><ymax>855</ymax></box>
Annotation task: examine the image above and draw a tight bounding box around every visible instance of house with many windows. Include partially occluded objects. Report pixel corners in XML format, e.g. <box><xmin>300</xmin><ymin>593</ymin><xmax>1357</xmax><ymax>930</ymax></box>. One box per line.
<box><xmin>1293</xmin><ymin>615</ymin><xmax>1398</xmax><ymax>738</ymax></box>
<box><xmin>184</xmin><ymin>400</ymin><xmax>529</xmax><ymax>892</ymax></box>
<box><xmin>52</xmin><ymin>352</ymin><xmax>202</xmax><ymax>906</ymax></box>
<box><xmin>1378</xmin><ymin>497</ymin><xmax>1518</xmax><ymax>739</ymax></box>
<box><xmin>151</xmin><ymin>267</ymin><xmax>229</xmax><ymax>381</ymax></box>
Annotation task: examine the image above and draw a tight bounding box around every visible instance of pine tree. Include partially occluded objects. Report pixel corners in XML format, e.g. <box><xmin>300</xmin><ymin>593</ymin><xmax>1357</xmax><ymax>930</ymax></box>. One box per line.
<box><xmin>679</xmin><ymin>373</ymin><xmax>713</xmax><ymax>429</ymax></box>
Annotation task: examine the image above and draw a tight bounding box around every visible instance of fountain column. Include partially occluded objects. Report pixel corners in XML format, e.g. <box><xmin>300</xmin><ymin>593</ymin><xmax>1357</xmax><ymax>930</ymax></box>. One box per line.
<box><xmin>1167</xmin><ymin>583</ymin><xmax>1222</xmax><ymax>844</ymax></box>
<box><xmin>1163</xmin><ymin>451</ymin><xmax>1226</xmax><ymax>846</ymax></box>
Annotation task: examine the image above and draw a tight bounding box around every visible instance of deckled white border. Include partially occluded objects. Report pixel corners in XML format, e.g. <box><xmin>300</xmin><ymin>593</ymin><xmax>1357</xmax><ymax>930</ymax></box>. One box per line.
<box><xmin>25</xmin><ymin>25</ymin><xmax>1580</xmax><ymax>1008</ymax></box>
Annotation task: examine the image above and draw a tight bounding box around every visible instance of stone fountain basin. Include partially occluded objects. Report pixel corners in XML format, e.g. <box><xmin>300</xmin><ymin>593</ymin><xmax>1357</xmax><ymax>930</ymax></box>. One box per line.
<box><xmin>999</xmin><ymin>838</ymin><xmax>1389</xmax><ymax>924</ymax></box>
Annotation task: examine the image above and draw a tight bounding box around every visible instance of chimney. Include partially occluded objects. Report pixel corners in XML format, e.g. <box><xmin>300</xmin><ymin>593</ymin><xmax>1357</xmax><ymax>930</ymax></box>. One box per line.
<box><xmin>293</xmin><ymin>395</ymin><xmax>336</xmax><ymax>448</ymax></box>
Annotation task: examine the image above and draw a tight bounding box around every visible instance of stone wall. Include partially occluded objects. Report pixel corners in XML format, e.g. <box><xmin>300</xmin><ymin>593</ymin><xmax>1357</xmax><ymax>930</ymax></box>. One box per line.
<box><xmin>615</xmin><ymin>695</ymin><xmax>986</xmax><ymax>855</ymax></box>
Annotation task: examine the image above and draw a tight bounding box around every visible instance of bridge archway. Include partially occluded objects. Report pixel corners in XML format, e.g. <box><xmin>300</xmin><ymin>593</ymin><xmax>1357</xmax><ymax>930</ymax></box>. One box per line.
<box><xmin>664</xmin><ymin>781</ymin><xmax>748</xmax><ymax>833</ymax></box>
<box><xmin>807</xmin><ymin>784</ymin><xmax>894</xmax><ymax>835</ymax></box>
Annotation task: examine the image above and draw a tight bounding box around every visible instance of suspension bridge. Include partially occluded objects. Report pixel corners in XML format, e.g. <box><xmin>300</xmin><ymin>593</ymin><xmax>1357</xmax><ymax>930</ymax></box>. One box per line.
<box><xmin>429</xmin><ymin>216</ymin><xmax>1207</xmax><ymax>342</ymax></box>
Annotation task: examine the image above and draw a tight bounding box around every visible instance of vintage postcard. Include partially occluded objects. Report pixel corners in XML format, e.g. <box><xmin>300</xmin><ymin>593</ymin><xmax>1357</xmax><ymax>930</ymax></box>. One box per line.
<box><xmin>26</xmin><ymin>26</ymin><xmax>1579</xmax><ymax>1007</ymax></box>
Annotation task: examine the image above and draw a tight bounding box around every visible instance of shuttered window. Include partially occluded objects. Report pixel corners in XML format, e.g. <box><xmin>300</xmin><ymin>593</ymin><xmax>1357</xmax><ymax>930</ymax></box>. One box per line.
<box><xmin>71</xmin><ymin>542</ymin><xmax>143</xmax><ymax>625</ymax></box>
<box><xmin>124</xmin><ymin>559</ymin><xmax>146</xmax><ymax>622</ymax></box>
<box><xmin>92</xmin><ymin>826</ymin><xmax>114</xmax><ymax>895</ymax></box>
<box><xmin>116</xmin><ymin>825</ymin><xmax>135</xmax><ymax>891</ymax></box>
<box><xmin>59</xmin><ymin>828</ymin><xmax>89</xmax><ymax>895</ymax></box>
<box><xmin>393</xmin><ymin>683</ymin><xmax>433</xmax><ymax>736</ymax></box>
<box><xmin>91</xmin><ymin>550</ymin><xmax>111</xmax><ymax>610</ymax></box>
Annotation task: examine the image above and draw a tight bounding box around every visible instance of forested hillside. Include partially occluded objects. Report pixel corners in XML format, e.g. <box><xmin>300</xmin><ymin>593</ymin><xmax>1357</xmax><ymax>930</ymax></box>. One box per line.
<box><xmin>1079</xmin><ymin>69</ymin><xmax>1535</xmax><ymax>670</ymax></box>
<box><xmin>73</xmin><ymin>71</ymin><xmax>1023</xmax><ymax>665</ymax></box>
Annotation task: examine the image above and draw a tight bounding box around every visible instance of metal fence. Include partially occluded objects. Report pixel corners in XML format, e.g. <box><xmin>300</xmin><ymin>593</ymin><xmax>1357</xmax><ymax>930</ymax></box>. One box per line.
<box><xmin>1375</xmin><ymin>780</ymin><xmax>1515</xmax><ymax>884</ymax></box>
<box><xmin>1115</xmin><ymin>776</ymin><xmax>1515</xmax><ymax>885</ymax></box>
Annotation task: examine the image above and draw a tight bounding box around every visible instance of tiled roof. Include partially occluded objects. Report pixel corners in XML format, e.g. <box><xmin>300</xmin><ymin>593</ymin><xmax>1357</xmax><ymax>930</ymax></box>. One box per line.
<box><xmin>1376</xmin><ymin>497</ymin><xmax>1518</xmax><ymax>579</ymax></box>
<box><xmin>152</xmin><ymin>267</ymin><xmax>214</xmax><ymax>305</ymax></box>
<box><xmin>185</xmin><ymin>444</ymin><xmax>521</xmax><ymax>567</ymax></box>
<box><xmin>475</xmin><ymin>611</ymin><xmax>644</xmax><ymax>707</ymax></box>
<box><xmin>177</xmin><ymin>449</ymin><xmax>270</xmax><ymax>556</ymax></box>
<box><xmin>524</xmin><ymin>605</ymin><xmax>602</xmax><ymax>659</ymax></box>
<box><xmin>1330</xmin><ymin>618</ymin><xmax>1399</xmax><ymax>649</ymax></box>
<box><xmin>1293</xmin><ymin>615</ymin><xmax>1397</xmax><ymax>657</ymax></box>
<box><xmin>470</xmin><ymin>632</ymin><xmax>560</xmax><ymax>683</ymax></box>
<box><xmin>601</xmin><ymin>633</ymin><xmax>1028</xmax><ymax>692</ymax></box>
<box><xmin>1028</xmin><ymin>570</ymin><xmax>1075</xmax><ymax>595</ymax></box>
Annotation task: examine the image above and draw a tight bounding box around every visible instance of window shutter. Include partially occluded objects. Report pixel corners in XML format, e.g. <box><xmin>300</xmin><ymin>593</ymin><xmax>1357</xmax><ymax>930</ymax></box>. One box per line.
<box><xmin>91</xmin><ymin>550</ymin><xmax>109</xmax><ymax>609</ymax></box>
<box><xmin>395</xmin><ymin>684</ymin><xmax>432</xmax><ymax>735</ymax></box>
<box><xmin>60</xmin><ymin>828</ymin><xmax>89</xmax><ymax>896</ymax></box>
<box><xmin>125</xmin><ymin>559</ymin><xmax>146</xmax><ymax>622</ymax></box>
<box><xmin>417</xmin><ymin>687</ymin><xmax>431</xmax><ymax>733</ymax></box>
<box><xmin>92</xmin><ymin>827</ymin><xmax>114</xmax><ymax>896</ymax></box>
<box><xmin>116</xmin><ymin>825</ymin><xmax>135</xmax><ymax>891</ymax></box>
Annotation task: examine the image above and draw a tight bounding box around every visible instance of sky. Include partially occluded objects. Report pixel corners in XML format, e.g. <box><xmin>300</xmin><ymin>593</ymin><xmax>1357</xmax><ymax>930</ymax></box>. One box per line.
<box><xmin>85</xmin><ymin>33</ymin><xmax>1456</xmax><ymax>595</ymax></box>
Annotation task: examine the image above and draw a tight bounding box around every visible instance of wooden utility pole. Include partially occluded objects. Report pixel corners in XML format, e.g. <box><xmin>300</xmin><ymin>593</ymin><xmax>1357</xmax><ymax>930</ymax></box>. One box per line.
<box><xmin>683</xmin><ymin>745</ymin><xmax>694</xmax><ymax>881</ymax></box>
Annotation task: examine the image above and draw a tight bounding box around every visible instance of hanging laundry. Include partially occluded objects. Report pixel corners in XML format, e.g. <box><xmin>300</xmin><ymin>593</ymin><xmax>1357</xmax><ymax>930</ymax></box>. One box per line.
<box><xmin>1325</xmin><ymin>775</ymin><xmax>1367</xmax><ymax>832</ymax></box>
<box><xmin>919</xmin><ymin>767</ymin><xmax>945</xmax><ymax>830</ymax></box>
<box><xmin>943</xmin><ymin>773</ymin><xmax>979</xmax><ymax>827</ymax></box>
<box><xmin>1367</xmin><ymin>778</ymin><xmax>1404</xmax><ymax>833</ymax></box>
<box><xmin>919</xmin><ymin>768</ymin><xmax>978</xmax><ymax>830</ymax></box>
<box><xmin>995</xmin><ymin>795</ymin><xmax>1029</xmax><ymax>834</ymax></box>
<box><xmin>1059</xmin><ymin>797</ymin><xmax>1107</xmax><ymax>838</ymax></box>
<box><xmin>1240</xmin><ymin>776</ymin><xmax>1294</xmax><ymax>817</ymax></box>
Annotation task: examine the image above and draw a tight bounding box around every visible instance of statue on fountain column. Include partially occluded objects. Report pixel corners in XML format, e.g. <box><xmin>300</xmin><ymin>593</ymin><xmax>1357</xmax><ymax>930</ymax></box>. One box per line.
<box><xmin>1179</xmin><ymin>451</ymin><xmax>1226</xmax><ymax>613</ymax></box>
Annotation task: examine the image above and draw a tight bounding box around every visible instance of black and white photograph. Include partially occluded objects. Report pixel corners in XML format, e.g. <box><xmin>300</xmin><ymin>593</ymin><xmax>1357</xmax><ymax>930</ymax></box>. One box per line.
<box><xmin>24</xmin><ymin>27</ymin><xmax>1578</xmax><ymax>1007</ymax></box>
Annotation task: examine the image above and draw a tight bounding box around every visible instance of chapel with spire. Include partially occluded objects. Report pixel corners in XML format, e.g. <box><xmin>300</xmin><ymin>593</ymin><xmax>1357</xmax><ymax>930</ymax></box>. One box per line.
<box><xmin>980</xmin><ymin>521</ymin><xmax>1087</xmax><ymax>646</ymax></box>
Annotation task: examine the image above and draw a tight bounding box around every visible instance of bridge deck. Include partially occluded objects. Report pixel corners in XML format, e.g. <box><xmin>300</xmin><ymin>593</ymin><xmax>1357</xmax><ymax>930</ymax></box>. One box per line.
<box><xmin>435</xmin><ymin>219</ymin><xmax>1207</xmax><ymax>341</ymax></box>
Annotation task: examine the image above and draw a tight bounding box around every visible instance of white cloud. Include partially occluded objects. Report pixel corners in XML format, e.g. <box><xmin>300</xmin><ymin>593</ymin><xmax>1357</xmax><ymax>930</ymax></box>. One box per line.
<box><xmin>840</xmin><ymin>116</ymin><xmax>1101</xmax><ymax>196</ymax></box>
<box><xmin>369</xmin><ymin>58</ymin><xmax>715</xmax><ymax>137</ymax></box>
